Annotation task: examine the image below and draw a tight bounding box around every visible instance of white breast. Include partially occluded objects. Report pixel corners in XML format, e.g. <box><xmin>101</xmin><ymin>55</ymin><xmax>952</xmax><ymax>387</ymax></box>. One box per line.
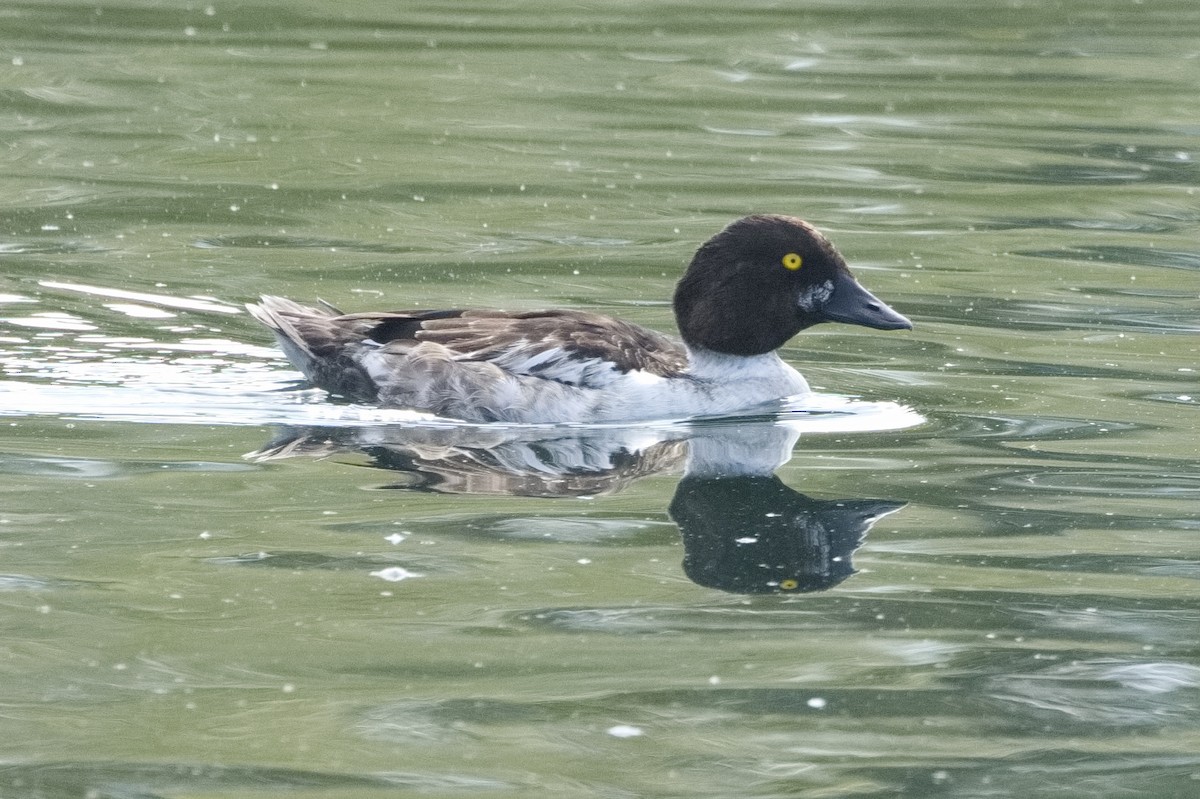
<box><xmin>589</xmin><ymin>349</ymin><xmax>809</xmax><ymax>422</ymax></box>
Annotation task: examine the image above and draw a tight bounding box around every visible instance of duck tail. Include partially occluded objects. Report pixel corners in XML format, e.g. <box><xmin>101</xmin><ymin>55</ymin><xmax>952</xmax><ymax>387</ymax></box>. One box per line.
<box><xmin>245</xmin><ymin>296</ymin><xmax>333</xmax><ymax>378</ymax></box>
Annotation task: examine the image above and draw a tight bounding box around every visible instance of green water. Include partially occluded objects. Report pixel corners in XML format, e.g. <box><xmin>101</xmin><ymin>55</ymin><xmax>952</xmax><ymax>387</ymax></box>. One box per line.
<box><xmin>2</xmin><ymin>1</ymin><xmax>1199</xmax><ymax>797</ymax></box>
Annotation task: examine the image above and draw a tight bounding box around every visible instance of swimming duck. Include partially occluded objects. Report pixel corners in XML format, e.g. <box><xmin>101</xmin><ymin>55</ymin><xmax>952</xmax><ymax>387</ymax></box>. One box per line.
<box><xmin>247</xmin><ymin>214</ymin><xmax>911</xmax><ymax>423</ymax></box>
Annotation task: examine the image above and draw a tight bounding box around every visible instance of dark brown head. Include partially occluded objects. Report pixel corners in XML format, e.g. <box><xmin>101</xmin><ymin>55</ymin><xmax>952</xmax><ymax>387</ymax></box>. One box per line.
<box><xmin>673</xmin><ymin>215</ymin><xmax>911</xmax><ymax>356</ymax></box>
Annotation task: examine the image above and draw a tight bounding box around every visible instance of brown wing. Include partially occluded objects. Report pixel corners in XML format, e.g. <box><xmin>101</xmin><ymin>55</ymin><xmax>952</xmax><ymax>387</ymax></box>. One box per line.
<box><xmin>353</xmin><ymin>309</ymin><xmax>688</xmax><ymax>384</ymax></box>
<box><xmin>250</xmin><ymin>297</ymin><xmax>688</xmax><ymax>395</ymax></box>
<box><xmin>419</xmin><ymin>310</ymin><xmax>685</xmax><ymax>375</ymax></box>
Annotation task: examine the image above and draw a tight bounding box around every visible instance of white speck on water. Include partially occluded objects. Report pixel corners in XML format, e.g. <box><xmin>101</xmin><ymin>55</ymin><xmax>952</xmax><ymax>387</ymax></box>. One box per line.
<box><xmin>806</xmin><ymin>697</ymin><xmax>827</xmax><ymax>709</ymax></box>
<box><xmin>735</xmin><ymin>536</ymin><xmax>758</xmax><ymax>544</ymax></box>
<box><xmin>384</xmin><ymin>533</ymin><xmax>406</xmax><ymax>545</ymax></box>
<box><xmin>606</xmin><ymin>724</ymin><xmax>644</xmax><ymax>738</ymax></box>
<box><xmin>370</xmin><ymin>567</ymin><xmax>422</xmax><ymax>582</ymax></box>
<box><xmin>785</xmin><ymin>58</ymin><xmax>819</xmax><ymax>70</ymax></box>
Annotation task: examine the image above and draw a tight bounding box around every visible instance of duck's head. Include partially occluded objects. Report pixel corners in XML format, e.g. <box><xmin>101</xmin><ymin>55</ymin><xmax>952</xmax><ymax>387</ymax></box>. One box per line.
<box><xmin>673</xmin><ymin>215</ymin><xmax>912</xmax><ymax>356</ymax></box>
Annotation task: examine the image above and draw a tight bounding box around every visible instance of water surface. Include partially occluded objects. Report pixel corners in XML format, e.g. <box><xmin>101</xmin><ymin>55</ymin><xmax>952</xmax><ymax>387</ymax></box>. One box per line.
<box><xmin>2</xmin><ymin>1</ymin><xmax>1199</xmax><ymax>797</ymax></box>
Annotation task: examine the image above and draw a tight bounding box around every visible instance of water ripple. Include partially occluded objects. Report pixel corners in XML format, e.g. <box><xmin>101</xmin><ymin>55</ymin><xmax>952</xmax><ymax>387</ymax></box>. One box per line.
<box><xmin>995</xmin><ymin>468</ymin><xmax>1200</xmax><ymax>499</ymax></box>
<box><xmin>1016</xmin><ymin>244</ymin><xmax>1200</xmax><ymax>272</ymax></box>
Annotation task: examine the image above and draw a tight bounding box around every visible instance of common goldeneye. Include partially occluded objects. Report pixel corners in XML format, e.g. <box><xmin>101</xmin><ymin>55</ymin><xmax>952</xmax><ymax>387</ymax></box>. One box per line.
<box><xmin>247</xmin><ymin>214</ymin><xmax>911</xmax><ymax>423</ymax></box>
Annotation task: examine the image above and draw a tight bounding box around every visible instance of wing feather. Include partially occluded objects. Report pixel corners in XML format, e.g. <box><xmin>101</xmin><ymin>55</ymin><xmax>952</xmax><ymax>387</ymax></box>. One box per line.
<box><xmin>252</xmin><ymin>298</ymin><xmax>689</xmax><ymax>395</ymax></box>
<box><xmin>408</xmin><ymin>310</ymin><xmax>687</xmax><ymax>386</ymax></box>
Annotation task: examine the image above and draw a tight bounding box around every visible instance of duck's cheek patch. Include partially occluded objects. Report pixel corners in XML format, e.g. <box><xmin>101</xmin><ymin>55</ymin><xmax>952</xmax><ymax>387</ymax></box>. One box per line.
<box><xmin>796</xmin><ymin>280</ymin><xmax>835</xmax><ymax>312</ymax></box>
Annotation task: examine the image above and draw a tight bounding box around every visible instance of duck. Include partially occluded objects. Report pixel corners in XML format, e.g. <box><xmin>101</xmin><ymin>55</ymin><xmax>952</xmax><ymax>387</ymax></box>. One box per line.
<box><xmin>246</xmin><ymin>214</ymin><xmax>912</xmax><ymax>424</ymax></box>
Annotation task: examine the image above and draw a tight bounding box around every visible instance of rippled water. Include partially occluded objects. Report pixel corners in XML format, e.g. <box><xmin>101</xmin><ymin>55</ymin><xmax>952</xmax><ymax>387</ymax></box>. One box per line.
<box><xmin>2</xmin><ymin>1</ymin><xmax>1199</xmax><ymax>797</ymax></box>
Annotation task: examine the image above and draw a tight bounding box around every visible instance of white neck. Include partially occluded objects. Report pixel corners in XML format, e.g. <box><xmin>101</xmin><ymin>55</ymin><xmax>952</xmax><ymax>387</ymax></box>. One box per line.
<box><xmin>686</xmin><ymin>347</ymin><xmax>788</xmax><ymax>379</ymax></box>
<box><xmin>686</xmin><ymin>347</ymin><xmax>809</xmax><ymax>394</ymax></box>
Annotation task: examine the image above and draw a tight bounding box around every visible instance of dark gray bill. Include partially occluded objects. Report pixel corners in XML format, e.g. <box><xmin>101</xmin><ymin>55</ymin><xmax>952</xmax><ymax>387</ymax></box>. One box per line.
<box><xmin>820</xmin><ymin>271</ymin><xmax>913</xmax><ymax>330</ymax></box>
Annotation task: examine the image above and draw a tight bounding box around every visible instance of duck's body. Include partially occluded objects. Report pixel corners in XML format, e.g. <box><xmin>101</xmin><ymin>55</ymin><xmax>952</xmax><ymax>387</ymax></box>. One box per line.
<box><xmin>247</xmin><ymin>215</ymin><xmax>911</xmax><ymax>424</ymax></box>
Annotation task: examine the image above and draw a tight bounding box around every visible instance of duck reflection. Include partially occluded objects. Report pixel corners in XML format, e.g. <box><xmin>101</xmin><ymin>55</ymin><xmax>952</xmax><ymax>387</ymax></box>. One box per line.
<box><xmin>669</xmin><ymin>424</ymin><xmax>903</xmax><ymax>593</ymax></box>
<box><xmin>672</xmin><ymin>476</ymin><xmax>903</xmax><ymax>593</ymax></box>
<box><xmin>250</xmin><ymin>421</ymin><xmax>904</xmax><ymax>593</ymax></box>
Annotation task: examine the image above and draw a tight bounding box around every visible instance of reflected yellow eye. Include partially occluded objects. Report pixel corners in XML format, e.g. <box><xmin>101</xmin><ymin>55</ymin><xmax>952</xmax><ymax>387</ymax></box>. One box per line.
<box><xmin>780</xmin><ymin>579</ymin><xmax>800</xmax><ymax>591</ymax></box>
<box><xmin>781</xmin><ymin>253</ymin><xmax>803</xmax><ymax>271</ymax></box>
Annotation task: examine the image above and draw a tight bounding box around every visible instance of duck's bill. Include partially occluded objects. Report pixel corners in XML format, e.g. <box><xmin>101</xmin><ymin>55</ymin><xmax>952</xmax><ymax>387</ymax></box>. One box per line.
<box><xmin>820</xmin><ymin>272</ymin><xmax>913</xmax><ymax>331</ymax></box>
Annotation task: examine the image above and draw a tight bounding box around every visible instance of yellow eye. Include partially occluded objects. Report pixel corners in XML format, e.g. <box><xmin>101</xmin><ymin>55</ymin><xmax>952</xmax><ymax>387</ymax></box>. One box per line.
<box><xmin>781</xmin><ymin>253</ymin><xmax>803</xmax><ymax>271</ymax></box>
<box><xmin>780</xmin><ymin>579</ymin><xmax>800</xmax><ymax>591</ymax></box>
